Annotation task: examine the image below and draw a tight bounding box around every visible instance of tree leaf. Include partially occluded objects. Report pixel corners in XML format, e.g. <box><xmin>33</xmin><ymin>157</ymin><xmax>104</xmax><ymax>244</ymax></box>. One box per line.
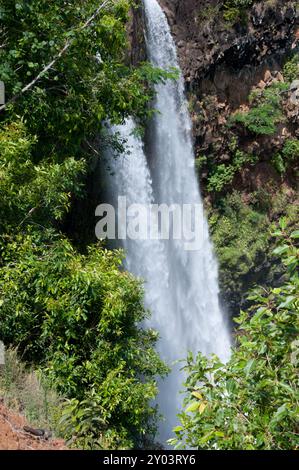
<box><xmin>278</xmin><ymin>296</ymin><xmax>296</xmax><ymax>309</ymax></box>
<box><xmin>186</xmin><ymin>401</ymin><xmax>200</xmax><ymax>413</ymax></box>
<box><xmin>199</xmin><ymin>403</ymin><xmax>207</xmax><ymax>414</ymax></box>
<box><xmin>290</xmin><ymin>230</ymin><xmax>299</xmax><ymax>239</ymax></box>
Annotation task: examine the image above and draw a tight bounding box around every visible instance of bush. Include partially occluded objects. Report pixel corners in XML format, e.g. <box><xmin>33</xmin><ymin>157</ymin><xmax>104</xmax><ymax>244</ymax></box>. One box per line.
<box><xmin>207</xmin><ymin>163</ymin><xmax>236</xmax><ymax>192</ymax></box>
<box><xmin>172</xmin><ymin>224</ymin><xmax>299</xmax><ymax>450</ymax></box>
<box><xmin>0</xmin><ymin>121</ymin><xmax>86</xmax><ymax>230</ymax></box>
<box><xmin>0</xmin><ymin>1</ymin><xmax>172</xmax><ymax>449</ymax></box>
<box><xmin>271</xmin><ymin>153</ymin><xmax>286</xmax><ymax>175</ymax></box>
<box><xmin>234</xmin><ymin>103</ymin><xmax>282</xmax><ymax>135</ymax></box>
<box><xmin>226</xmin><ymin>0</ymin><xmax>253</xmax><ymax>5</ymax></box>
<box><xmin>210</xmin><ymin>190</ymin><xmax>298</xmax><ymax>316</ymax></box>
<box><xmin>231</xmin><ymin>84</ymin><xmax>286</xmax><ymax>136</ymax></box>
<box><xmin>209</xmin><ymin>191</ymin><xmax>269</xmax><ymax>312</ymax></box>
<box><xmin>0</xmin><ymin>233</ymin><xmax>168</xmax><ymax>448</ymax></box>
<box><xmin>283</xmin><ymin>54</ymin><xmax>299</xmax><ymax>82</ymax></box>
<box><xmin>223</xmin><ymin>0</ymin><xmax>254</xmax><ymax>24</ymax></box>
<box><xmin>207</xmin><ymin>150</ymin><xmax>256</xmax><ymax>193</ymax></box>
<box><xmin>282</xmin><ymin>139</ymin><xmax>299</xmax><ymax>161</ymax></box>
<box><xmin>272</xmin><ymin>139</ymin><xmax>299</xmax><ymax>175</ymax></box>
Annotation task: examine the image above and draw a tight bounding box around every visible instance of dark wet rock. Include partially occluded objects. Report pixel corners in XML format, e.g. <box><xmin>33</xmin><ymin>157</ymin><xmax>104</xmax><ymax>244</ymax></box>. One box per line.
<box><xmin>129</xmin><ymin>1</ymin><xmax>298</xmax><ymax>196</ymax></box>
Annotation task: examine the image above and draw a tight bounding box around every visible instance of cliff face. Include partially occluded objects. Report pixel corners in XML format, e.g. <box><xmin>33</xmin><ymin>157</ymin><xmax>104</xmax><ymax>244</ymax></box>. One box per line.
<box><xmin>132</xmin><ymin>1</ymin><xmax>298</xmax><ymax>184</ymax></box>
<box><xmin>158</xmin><ymin>0</ymin><xmax>297</xmax><ymax>100</ymax></box>
<box><xmin>131</xmin><ymin>0</ymin><xmax>299</xmax><ymax>315</ymax></box>
<box><xmin>157</xmin><ymin>1</ymin><xmax>298</xmax><ymax>182</ymax></box>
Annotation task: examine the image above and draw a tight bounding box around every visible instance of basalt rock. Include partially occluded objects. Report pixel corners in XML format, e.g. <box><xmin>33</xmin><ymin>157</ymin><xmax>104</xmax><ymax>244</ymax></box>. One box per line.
<box><xmin>130</xmin><ymin>1</ymin><xmax>298</xmax><ymax>317</ymax></box>
<box><xmin>131</xmin><ymin>2</ymin><xmax>298</xmax><ymax>188</ymax></box>
<box><xmin>157</xmin><ymin>0</ymin><xmax>298</xmax><ymax>104</ymax></box>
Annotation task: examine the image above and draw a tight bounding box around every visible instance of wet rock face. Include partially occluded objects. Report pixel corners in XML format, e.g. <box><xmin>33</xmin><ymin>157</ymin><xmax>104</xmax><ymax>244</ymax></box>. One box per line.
<box><xmin>287</xmin><ymin>79</ymin><xmax>299</xmax><ymax>125</ymax></box>
<box><xmin>143</xmin><ymin>1</ymin><xmax>298</xmax><ymax>185</ymax></box>
<box><xmin>158</xmin><ymin>0</ymin><xmax>298</xmax><ymax>98</ymax></box>
<box><xmin>128</xmin><ymin>1</ymin><xmax>298</xmax><ymax>316</ymax></box>
<box><xmin>130</xmin><ymin>1</ymin><xmax>298</xmax><ymax>192</ymax></box>
<box><xmin>128</xmin><ymin>3</ymin><xmax>147</xmax><ymax>65</ymax></box>
<box><xmin>131</xmin><ymin>1</ymin><xmax>298</xmax><ymax>103</ymax></box>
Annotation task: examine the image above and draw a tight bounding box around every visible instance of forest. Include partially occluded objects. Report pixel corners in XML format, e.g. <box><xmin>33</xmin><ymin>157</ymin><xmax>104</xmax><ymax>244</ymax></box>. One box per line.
<box><xmin>0</xmin><ymin>0</ymin><xmax>298</xmax><ymax>452</ymax></box>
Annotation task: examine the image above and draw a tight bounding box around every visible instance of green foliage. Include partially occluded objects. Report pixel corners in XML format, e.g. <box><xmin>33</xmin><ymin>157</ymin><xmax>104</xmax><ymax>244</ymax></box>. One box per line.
<box><xmin>282</xmin><ymin>138</ymin><xmax>299</xmax><ymax>161</ymax></box>
<box><xmin>172</xmin><ymin>226</ymin><xmax>299</xmax><ymax>450</ymax></box>
<box><xmin>225</xmin><ymin>0</ymin><xmax>253</xmax><ymax>6</ymax></box>
<box><xmin>210</xmin><ymin>190</ymin><xmax>298</xmax><ymax>315</ymax></box>
<box><xmin>0</xmin><ymin>232</ymin><xmax>168</xmax><ymax>448</ymax></box>
<box><xmin>197</xmin><ymin>5</ymin><xmax>220</xmax><ymax>23</ymax></box>
<box><xmin>0</xmin><ymin>0</ymin><xmax>169</xmax><ymax>158</ymax></box>
<box><xmin>195</xmin><ymin>154</ymin><xmax>208</xmax><ymax>172</ymax></box>
<box><xmin>0</xmin><ymin>121</ymin><xmax>86</xmax><ymax>229</ymax></box>
<box><xmin>271</xmin><ymin>153</ymin><xmax>286</xmax><ymax>175</ymax></box>
<box><xmin>0</xmin><ymin>0</ymin><xmax>171</xmax><ymax>449</ymax></box>
<box><xmin>207</xmin><ymin>150</ymin><xmax>256</xmax><ymax>193</ymax></box>
<box><xmin>223</xmin><ymin>0</ymin><xmax>253</xmax><ymax>24</ymax></box>
<box><xmin>231</xmin><ymin>84</ymin><xmax>285</xmax><ymax>135</ymax></box>
<box><xmin>272</xmin><ymin>139</ymin><xmax>299</xmax><ymax>175</ymax></box>
<box><xmin>283</xmin><ymin>54</ymin><xmax>299</xmax><ymax>83</ymax></box>
<box><xmin>233</xmin><ymin>106</ymin><xmax>277</xmax><ymax>135</ymax></box>
<box><xmin>209</xmin><ymin>191</ymin><xmax>269</xmax><ymax>311</ymax></box>
<box><xmin>207</xmin><ymin>164</ymin><xmax>236</xmax><ymax>193</ymax></box>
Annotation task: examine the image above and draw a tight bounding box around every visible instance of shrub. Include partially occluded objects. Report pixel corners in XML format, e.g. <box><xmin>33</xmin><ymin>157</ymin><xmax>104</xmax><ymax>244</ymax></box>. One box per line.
<box><xmin>0</xmin><ymin>121</ymin><xmax>86</xmax><ymax>230</ymax></box>
<box><xmin>0</xmin><ymin>0</ymin><xmax>172</xmax><ymax>450</ymax></box>
<box><xmin>198</xmin><ymin>5</ymin><xmax>220</xmax><ymax>23</ymax></box>
<box><xmin>209</xmin><ymin>191</ymin><xmax>269</xmax><ymax>312</ymax></box>
<box><xmin>210</xmin><ymin>190</ymin><xmax>298</xmax><ymax>315</ymax></box>
<box><xmin>271</xmin><ymin>153</ymin><xmax>286</xmax><ymax>175</ymax></box>
<box><xmin>283</xmin><ymin>54</ymin><xmax>299</xmax><ymax>82</ymax></box>
<box><xmin>282</xmin><ymin>139</ymin><xmax>299</xmax><ymax>161</ymax></box>
<box><xmin>272</xmin><ymin>139</ymin><xmax>299</xmax><ymax>175</ymax></box>
<box><xmin>0</xmin><ymin>233</ymin><xmax>168</xmax><ymax>448</ymax></box>
<box><xmin>0</xmin><ymin>348</ymin><xmax>60</xmax><ymax>430</ymax></box>
<box><xmin>207</xmin><ymin>150</ymin><xmax>256</xmax><ymax>192</ymax></box>
<box><xmin>223</xmin><ymin>0</ymin><xmax>254</xmax><ymax>24</ymax></box>
<box><xmin>232</xmin><ymin>103</ymin><xmax>281</xmax><ymax>135</ymax></box>
<box><xmin>172</xmin><ymin>224</ymin><xmax>299</xmax><ymax>450</ymax></box>
<box><xmin>231</xmin><ymin>85</ymin><xmax>285</xmax><ymax>135</ymax></box>
<box><xmin>207</xmin><ymin>164</ymin><xmax>236</xmax><ymax>192</ymax></box>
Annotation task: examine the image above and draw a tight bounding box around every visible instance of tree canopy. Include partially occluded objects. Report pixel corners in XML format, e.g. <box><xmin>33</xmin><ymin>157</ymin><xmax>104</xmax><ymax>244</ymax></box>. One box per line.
<box><xmin>0</xmin><ymin>0</ymin><xmax>169</xmax><ymax>449</ymax></box>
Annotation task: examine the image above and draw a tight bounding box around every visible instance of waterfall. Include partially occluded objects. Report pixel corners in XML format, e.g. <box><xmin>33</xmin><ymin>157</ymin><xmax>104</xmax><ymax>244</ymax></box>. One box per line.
<box><xmin>103</xmin><ymin>0</ymin><xmax>231</xmax><ymax>446</ymax></box>
<box><xmin>103</xmin><ymin>118</ymin><xmax>170</xmax><ymax>326</ymax></box>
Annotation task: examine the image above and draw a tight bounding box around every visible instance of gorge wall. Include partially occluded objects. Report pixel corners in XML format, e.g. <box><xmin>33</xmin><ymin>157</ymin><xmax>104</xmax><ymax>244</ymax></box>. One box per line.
<box><xmin>130</xmin><ymin>0</ymin><xmax>299</xmax><ymax>315</ymax></box>
<box><xmin>157</xmin><ymin>1</ymin><xmax>297</xmax><ymax>94</ymax></box>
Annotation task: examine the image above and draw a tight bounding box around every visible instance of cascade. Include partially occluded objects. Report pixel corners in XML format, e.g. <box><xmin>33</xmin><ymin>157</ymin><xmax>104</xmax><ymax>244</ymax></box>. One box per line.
<box><xmin>104</xmin><ymin>0</ymin><xmax>231</xmax><ymax>445</ymax></box>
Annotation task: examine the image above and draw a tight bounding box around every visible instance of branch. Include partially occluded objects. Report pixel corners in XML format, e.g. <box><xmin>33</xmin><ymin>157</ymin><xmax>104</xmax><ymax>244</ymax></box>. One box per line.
<box><xmin>0</xmin><ymin>26</ymin><xmax>8</xmax><ymax>50</ymax></box>
<box><xmin>0</xmin><ymin>0</ymin><xmax>112</xmax><ymax>112</ymax></box>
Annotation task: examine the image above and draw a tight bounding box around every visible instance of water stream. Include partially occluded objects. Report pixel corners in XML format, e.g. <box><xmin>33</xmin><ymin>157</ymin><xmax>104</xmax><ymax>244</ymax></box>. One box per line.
<box><xmin>103</xmin><ymin>0</ymin><xmax>231</xmax><ymax>445</ymax></box>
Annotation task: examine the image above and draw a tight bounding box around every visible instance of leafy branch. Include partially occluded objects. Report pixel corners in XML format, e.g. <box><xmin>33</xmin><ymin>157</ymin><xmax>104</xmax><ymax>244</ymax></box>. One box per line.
<box><xmin>0</xmin><ymin>0</ymin><xmax>112</xmax><ymax>112</ymax></box>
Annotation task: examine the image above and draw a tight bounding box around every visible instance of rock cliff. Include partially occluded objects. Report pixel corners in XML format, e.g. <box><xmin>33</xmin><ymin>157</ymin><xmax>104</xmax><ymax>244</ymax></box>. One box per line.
<box><xmin>130</xmin><ymin>0</ymin><xmax>299</xmax><ymax>315</ymax></box>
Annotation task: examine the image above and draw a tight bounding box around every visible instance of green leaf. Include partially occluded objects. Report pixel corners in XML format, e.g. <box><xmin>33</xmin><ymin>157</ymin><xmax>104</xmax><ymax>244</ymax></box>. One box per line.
<box><xmin>278</xmin><ymin>296</ymin><xmax>296</xmax><ymax>309</ymax></box>
<box><xmin>244</xmin><ymin>359</ymin><xmax>256</xmax><ymax>377</ymax></box>
<box><xmin>273</xmin><ymin>245</ymin><xmax>289</xmax><ymax>255</ymax></box>
<box><xmin>271</xmin><ymin>404</ymin><xmax>288</xmax><ymax>425</ymax></box>
<box><xmin>279</xmin><ymin>218</ymin><xmax>287</xmax><ymax>230</ymax></box>
<box><xmin>173</xmin><ymin>426</ymin><xmax>183</xmax><ymax>433</ymax></box>
<box><xmin>290</xmin><ymin>230</ymin><xmax>299</xmax><ymax>239</ymax></box>
<box><xmin>186</xmin><ymin>401</ymin><xmax>200</xmax><ymax>413</ymax></box>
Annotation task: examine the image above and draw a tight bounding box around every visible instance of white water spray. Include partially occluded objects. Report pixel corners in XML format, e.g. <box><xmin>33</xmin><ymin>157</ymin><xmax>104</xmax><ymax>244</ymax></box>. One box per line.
<box><xmin>103</xmin><ymin>0</ymin><xmax>231</xmax><ymax>445</ymax></box>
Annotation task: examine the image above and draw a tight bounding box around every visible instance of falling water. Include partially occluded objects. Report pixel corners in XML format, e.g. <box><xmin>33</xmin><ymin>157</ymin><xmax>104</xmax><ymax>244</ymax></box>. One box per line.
<box><xmin>103</xmin><ymin>118</ymin><xmax>170</xmax><ymax>328</ymax></box>
<box><xmin>103</xmin><ymin>0</ymin><xmax>231</xmax><ymax>446</ymax></box>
